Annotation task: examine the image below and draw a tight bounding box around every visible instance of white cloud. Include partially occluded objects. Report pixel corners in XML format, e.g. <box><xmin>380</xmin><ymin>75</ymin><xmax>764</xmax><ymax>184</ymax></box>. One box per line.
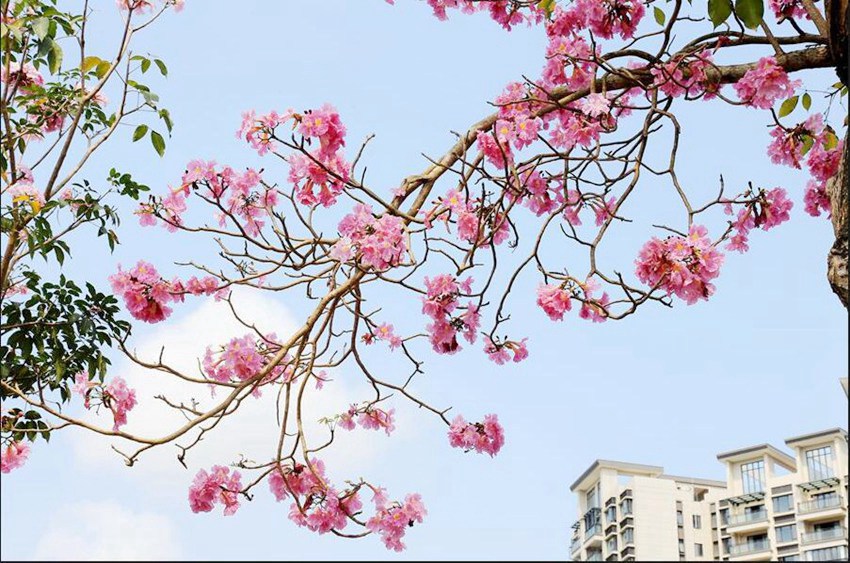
<box><xmin>71</xmin><ymin>288</ymin><xmax>416</xmax><ymax>491</ymax></box>
<box><xmin>31</xmin><ymin>500</ymin><xmax>181</xmax><ymax>561</ymax></box>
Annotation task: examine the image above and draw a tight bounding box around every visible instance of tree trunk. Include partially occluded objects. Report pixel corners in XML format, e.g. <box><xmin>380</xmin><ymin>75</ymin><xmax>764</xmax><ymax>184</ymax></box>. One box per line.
<box><xmin>826</xmin><ymin>0</ymin><xmax>848</xmax><ymax>308</ymax></box>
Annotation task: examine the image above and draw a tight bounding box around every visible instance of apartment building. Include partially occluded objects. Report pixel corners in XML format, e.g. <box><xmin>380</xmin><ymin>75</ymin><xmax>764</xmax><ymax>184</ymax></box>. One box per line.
<box><xmin>715</xmin><ymin>428</ymin><xmax>848</xmax><ymax>562</ymax></box>
<box><xmin>569</xmin><ymin>460</ymin><xmax>726</xmax><ymax>561</ymax></box>
<box><xmin>569</xmin><ymin>428</ymin><xmax>848</xmax><ymax>562</ymax></box>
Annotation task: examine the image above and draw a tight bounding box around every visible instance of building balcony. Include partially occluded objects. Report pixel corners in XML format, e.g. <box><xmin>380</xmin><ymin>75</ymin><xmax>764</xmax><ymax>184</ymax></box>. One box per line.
<box><xmin>797</xmin><ymin>495</ymin><xmax>845</xmax><ymax>521</ymax></box>
<box><xmin>619</xmin><ymin>489</ymin><xmax>632</xmax><ymax>500</ymax></box>
<box><xmin>800</xmin><ymin>525</ymin><xmax>847</xmax><ymax>546</ymax></box>
<box><xmin>727</xmin><ymin>540</ymin><xmax>771</xmax><ymax>560</ymax></box>
<box><xmin>586</xmin><ymin>549</ymin><xmax>603</xmax><ymax>562</ymax></box>
<box><xmin>585</xmin><ymin>523</ymin><xmax>603</xmax><ymax>541</ymax></box>
<box><xmin>570</xmin><ymin>537</ymin><xmax>581</xmax><ymax>554</ymax></box>
<box><xmin>726</xmin><ymin>510</ymin><xmax>769</xmax><ymax>534</ymax></box>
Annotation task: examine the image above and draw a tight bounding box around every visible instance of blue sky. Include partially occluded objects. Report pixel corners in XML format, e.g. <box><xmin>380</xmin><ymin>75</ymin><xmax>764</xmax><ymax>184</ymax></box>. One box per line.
<box><xmin>1</xmin><ymin>1</ymin><xmax>848</xmax><ymax>560</ymax></box>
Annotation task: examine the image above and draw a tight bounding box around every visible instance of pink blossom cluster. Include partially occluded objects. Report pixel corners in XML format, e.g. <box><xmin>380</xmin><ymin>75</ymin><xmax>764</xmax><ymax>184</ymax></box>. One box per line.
<box><xmin>447</xmin><ymin>414</ymin><xmax>505</xmax><ymax>456</ymax></box>
<box><xmin>440</xmin><ymin>189</ymin><xmax>509</xmax><ymax>246</ymax></box>
<box><xmin>202</xmin><ymin>333</ymin><xmax>291</xmax><ymax>387</ymax></box>
<box><xmin>268</xmin><ymin>460</ymin><xmax>362</xmax><ymax>535</ymax></box>
<box><xmin>188</xmin><ymin>465</ymin><xmax>243</xmax><ymax>516</ymax></box>
<box><xmin>363</xmin><ymin>322</ymin><xmax>403</xmax><ymax>350</ymax></box>
<box><xmin>4</xmin><ymin>182</ymin><xmax>45</xmax><ymax>214</ymax></box>
<box><xmin>483</xmin><ymin>336</ymin><xmax>529</xmax><ymax>364</ymax></box>
<box><xmin>725</xmin><ymin>188</ymin><xmax>794</xmax><ymax>253</ymax></box>
<box><xmin>236</xmin><ymin>109</ymin><xmax>291</xmax><ymax>156</ymax></box>
<box><xmin>651</xmin><ymin>50</ymin><xmax>718</xmax><ymax>99</ymax></box>
<box><xmin>139</xmin><ymin>160</ymin><xmax>273</xmax><ymax>237</ymax></box>
<box><xmin>578</xmin><ymin>277</ymin><xmax>610</xmax><ymax>323</ymax></box>
<box><xmin>768</xmin><ymin>0</ymin><xmax>809</xmax><ymax>19</ymax></box>
<box><xmin>366</xmin><ymin>492</ymin><xmax>428</xmax><ymax>552</ymax></box>
<box><xmin>536</xmin><ymin>283</ymin><xmax>572</xmax><ymax>321</ymax></box>
<box><xmin>0</xmin><ymin>441</ymin><xmax>30</xmax><ymax>473</ymax></box>
<box><xmin>634</xmin><ymin>225</ymin><xmax>725</xmax><ymax>304</ymax></box>
<box><xmin>733</xmin><ymin>57</ymin><xmax>801</xmax><ymax>110</ymax></box>
<box><xmin>290</xmin><ymin>105</ymin><xmax>351</xmax><ymax>207</ymax></box>
<box><xmin>338</xmin><ymin>405</ymin><xmax>396</xmax><ymax>436</ymax></box>
<box><xmin>72</xmin><ymin>372</ymin><xmax>138</xmax><ymax>431</ymax></box>
<box><xmin>388</xmin><ymin>0</ymin><xmax>541</xmax><ymax>30</ymax></box>
<box><xmin>1</xmin><ymin>61</ymin><xmax>43</xmax><ymax>92</ymax></box>
<box><xmin>330</xmin><ymin>204</ymin><xmax>407</xmax><ymax>271</ymax></box>
<box><xmin>767</xmin><ymin>113</ymin><xmax>843</xmax><ymax>218</ymax></box>
<box><xmin>506</xmin><ymin>169</ymin><xmax>585</xmax><ymax>223</ymax></box>
<box><xmin>104</xmin><ymin>377</ymin><xmax>137</xmax><ymax>431</ymax></box>
<box><xmin>421</xmin><ymin>274</ymin><xmax>480</xmax><ymax>354</ymax></box>
<box><xmin>110</xmin><ymin>261</ymin><xmax>222</xmax><ymax>323</ymax></box>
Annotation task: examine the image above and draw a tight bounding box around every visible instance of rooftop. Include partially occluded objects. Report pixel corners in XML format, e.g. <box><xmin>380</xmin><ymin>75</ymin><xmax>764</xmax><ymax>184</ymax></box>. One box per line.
<box><xmin>716</xmin><ymin>443</ymin><xmax>796</xmax><ymax>471</ymax></box>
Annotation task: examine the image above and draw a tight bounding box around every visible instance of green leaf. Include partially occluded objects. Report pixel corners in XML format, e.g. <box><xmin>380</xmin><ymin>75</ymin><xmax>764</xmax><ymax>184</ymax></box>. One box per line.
<box><xmin>81</xmin><ymin>56</ymin><xmax>102</xmax><ymax>73</ymax></box>
<box><xmin>654</xmin><ymin>6</ymin><xmax>666</xmax><ymax>25</ymax></box>
<box><xmin>735</xmin><ymin>0</ymin><xmax>764</xmax><ymax>29</ymax></box>
<box><xmin>140</xmin><ymin>58</ymin><xmax>151</xmax><ymax>73</ymax></box>
<box><xmin>537</xmin><ymin>0</ymin><xmax>556</xmax><ymax>17</ymax></box>
<box><xmin>154</xmin><ymin>59</ymin><xmax>168</xmax><ymax>76</ymax></box>
<box><xmin>150</xmin><ymin>130</ymin><xmax>166</xmax><ymax>157</ymax></box>
<box><xmin>95</xmin><ymin>61</ymin><xmax>111</xmax><ymax>79</ymax></box>
<box><xmin>47</xmin><ymin>41</ymin><xmax>63</xmax><ymax>74</ymax></box>
<box><xmin>800</xmin><ymin>134</ymin><xmax>815</xmax><ymax>156</ymax></box>
<box><xmin>801</xmin><ymin>92</ymin><xmax>812</xmax><ymax>110</ymax></box>
<box><xmin>32</xmin><ymin>17</ymin><xmax>50</xmax><ymax>39</ymax></box>
<box><xmin>823</xmin><ymin>130</ymin><xmax>839</xmax><ymax>150</ymax></box>
<box><xmin>708</xmin><ymin>0</ymin><xmax>733</xmax><ymax>26</ymax></box>
<box><xmin>778</xmin><ymin>96</ymin><xmax>798</xmax><ymax>117</ymax></box>
<box><xmin>132</xmin><ymin>124</ymin><xmax>148</xmax><ymax>142</ymax></box>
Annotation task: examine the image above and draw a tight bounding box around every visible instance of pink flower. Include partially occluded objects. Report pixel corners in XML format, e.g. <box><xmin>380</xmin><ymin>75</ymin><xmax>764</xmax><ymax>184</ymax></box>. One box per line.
<box><xmin>72</xmin><ymin>371</ymin><xmax>96</xmax><ymax>409</ymax></box>
<box><xmin>203</xmin><ymin>333</ymin><xmax>289</xmax><ymax>385</ymax></box>
<box><xmin>332</xmin><ymin>204</ymin><xmax>407</xmax><ymax>271</ymax></box>
<box><xmin>804</xmin><ymin>180</ymin><xmax>831</xmax><ymax>217</ymax></box>
<box><xmin>366</xmin><ymin>493</ymin><xmax>427</xmax><ymax>552</ymax></box>
<box><xmin>581</xmin><ymin>93</ymin><xmax>610</xmax><ymax>118</ymax></box>
<box><xmin>754</xmin><ymin>188</ymin><xmax>793</xmax><ymax>231</ymax></box>
<box><xmin>483</xmin><ymin>336</ymin><xmax>528</xmax><ymax>364</ymax></box>
<box><xmin>104</xmin><ymin>377</ymin><xmax>137</xmax><ymax>431</ymax></box>
<box><xmin>6</xmin><ymin>182</ymin><xmax>45</xmax><ymax>214</ymax></box>
<box><xmin>1</xmin><ymin>61</ymin><xmax>44</xmax><ymax>92</ymax></box>
<box><xmin>109</xmin><ymin>261</ymin><xmax>179</xmax><ymax>323</ymax></box>
<box><xmin>357</xmin><ymin>407</ymin><xmax>396</xmax><ymax>436</ymax></box>
<box><xmin>188</xmin><ymin>465</ymin><xmax>243</xmax><ymax>516</ymax></box>
<box><xmin>733</xmin><ymin>57</ymin><xmax>801</xmax><ymax>110</ymax></box>
<box><xmin>536</xmin><ymin>283</ymin><xmax>572</xmax><ymax>321</ymax></box>
<box><xmin>768</xmin><ymin>0</ymin><xmax>809</xmax><ymax>19</ymax></box>
<box><xmin>635</xmin><ymin>225</ymin><xmax>725</xmax><ymax>304</ymax></box>
<box><xmin>1</xmin><ymin>441</ymin><xmax>30</xmax><ymax>473</ymax></box>
<box><xmin>448</xmin><ymin>414</ymin><xmax>505</xmax><ymax>457</ymax></box>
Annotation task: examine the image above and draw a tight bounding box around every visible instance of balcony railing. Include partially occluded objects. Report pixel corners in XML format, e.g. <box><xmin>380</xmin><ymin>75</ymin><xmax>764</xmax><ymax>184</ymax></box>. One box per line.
<box><xmin>727</xmin><ymin>540</ymin><xmax>770</xmax><ymax>557</ymax></box>
<box><xmin>800</xmin><ymin>526</ymin><xmax>847</xmax><ymax>545</ymax></box>
<box><xmin>726</xmin><ymin>509</ymin><xmax>768</xmax><ymax>527</ymax></box>
<box><xmin>585</xmin><ymin>523</ymin><xmax>602</xmax><ymax>541</ymax></box>
<box><xmin>798</xmin><ymin>495</ymin><xmax>844</xmax><ymax>514</ymax></box>
<box><xmin>570</xmin><ymin>537</ymin><xmax>581</xmax><ymax>553</ymax></box>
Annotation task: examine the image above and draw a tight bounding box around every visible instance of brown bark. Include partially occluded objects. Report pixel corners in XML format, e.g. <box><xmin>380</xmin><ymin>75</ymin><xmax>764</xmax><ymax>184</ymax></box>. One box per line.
<box><xmin>826</xmin><ymin>0</ymin><xmax>849</xmax><ymax>308</ymax></box>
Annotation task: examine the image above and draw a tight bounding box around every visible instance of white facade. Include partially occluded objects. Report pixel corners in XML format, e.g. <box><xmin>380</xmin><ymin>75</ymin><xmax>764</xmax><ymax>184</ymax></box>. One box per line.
<box><xmin>569</xmin><ymin>461</ymin><xmax>725</xmax><ymax>561</ymax></box>
<box><xmin>569</xmin><ymin>429</ymin><xmax>849</xmax><ymax>562</ymax></box>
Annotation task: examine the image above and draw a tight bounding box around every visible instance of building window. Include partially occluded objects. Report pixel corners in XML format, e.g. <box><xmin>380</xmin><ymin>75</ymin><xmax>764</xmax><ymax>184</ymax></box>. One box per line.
<box><xmin>695</xmin><ymin>543</ymin><xmax>704</xmax><ymax>557</ymax></box>
<box><xmin>620</xmin><ymin>498</ymin><xmax>633</xmax><ymax>516</ymax></box>
<box><xmin>741</xmin><ymin>460</ymin><xmax>765</xmax><ymax>494</ymax></box>
<box><xmin>811</xmin><ymin>490</ymin><xmax>839</xmax><ymax>509</ymax></box>
<box><xmin>676</xmin><ymin>510</ymin><xmax>684</xmax><ymax>527</ymax></box>
<box><xmin>805</xmin><ymin>546</ymin><xmax>848</xmax><ymax>561</ymax></box>
<box><xmin>587</xmin><ymin>486</ymin><xmax>599</xmax><ymax>509</ymax></box>
<box><xmin>692</xmin><ymin>514</ymin><xmax>702</xmax><ymax>529</ymax></box>
<box><xmin>606</xmin><ymin>536</ymin><xmax>617</xmax><ymax>553</ymax></box>
<box><xmin>678</xmin><ymin>539</ymin><xmax>685</xmax><ymax>554</ymax></box>
<box><xmin>805</xmin><ymin>446</ymin><xmax>834</xmax><ymax>481</ymax></box>
<box><xmin>719</xmin><ymin>508</ymin><xmax>729</xmax><ymax>526</ymax></box>
<box><xmin>621</xmin><ymin>528</ymin><xmax>634</xmax><ymax>545</ymax></box>
<box><xmin>775</xmin><ymin>524</ymin><xmax>797</xmax><ymax>543</ymax></box>
<box><xmin>778</xmin><ymin>556</ymin><xmax>800</xmax><ymax>562</ymax></box>
<box><xmin>773</xmin><ymin>494</ymin><xmax>793</xmax><ymax>513</ymax></box>
<box><xmin>605</xmin><ymin>505</ymin><xmax>617</xmax><ymax>524</ymax></box>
